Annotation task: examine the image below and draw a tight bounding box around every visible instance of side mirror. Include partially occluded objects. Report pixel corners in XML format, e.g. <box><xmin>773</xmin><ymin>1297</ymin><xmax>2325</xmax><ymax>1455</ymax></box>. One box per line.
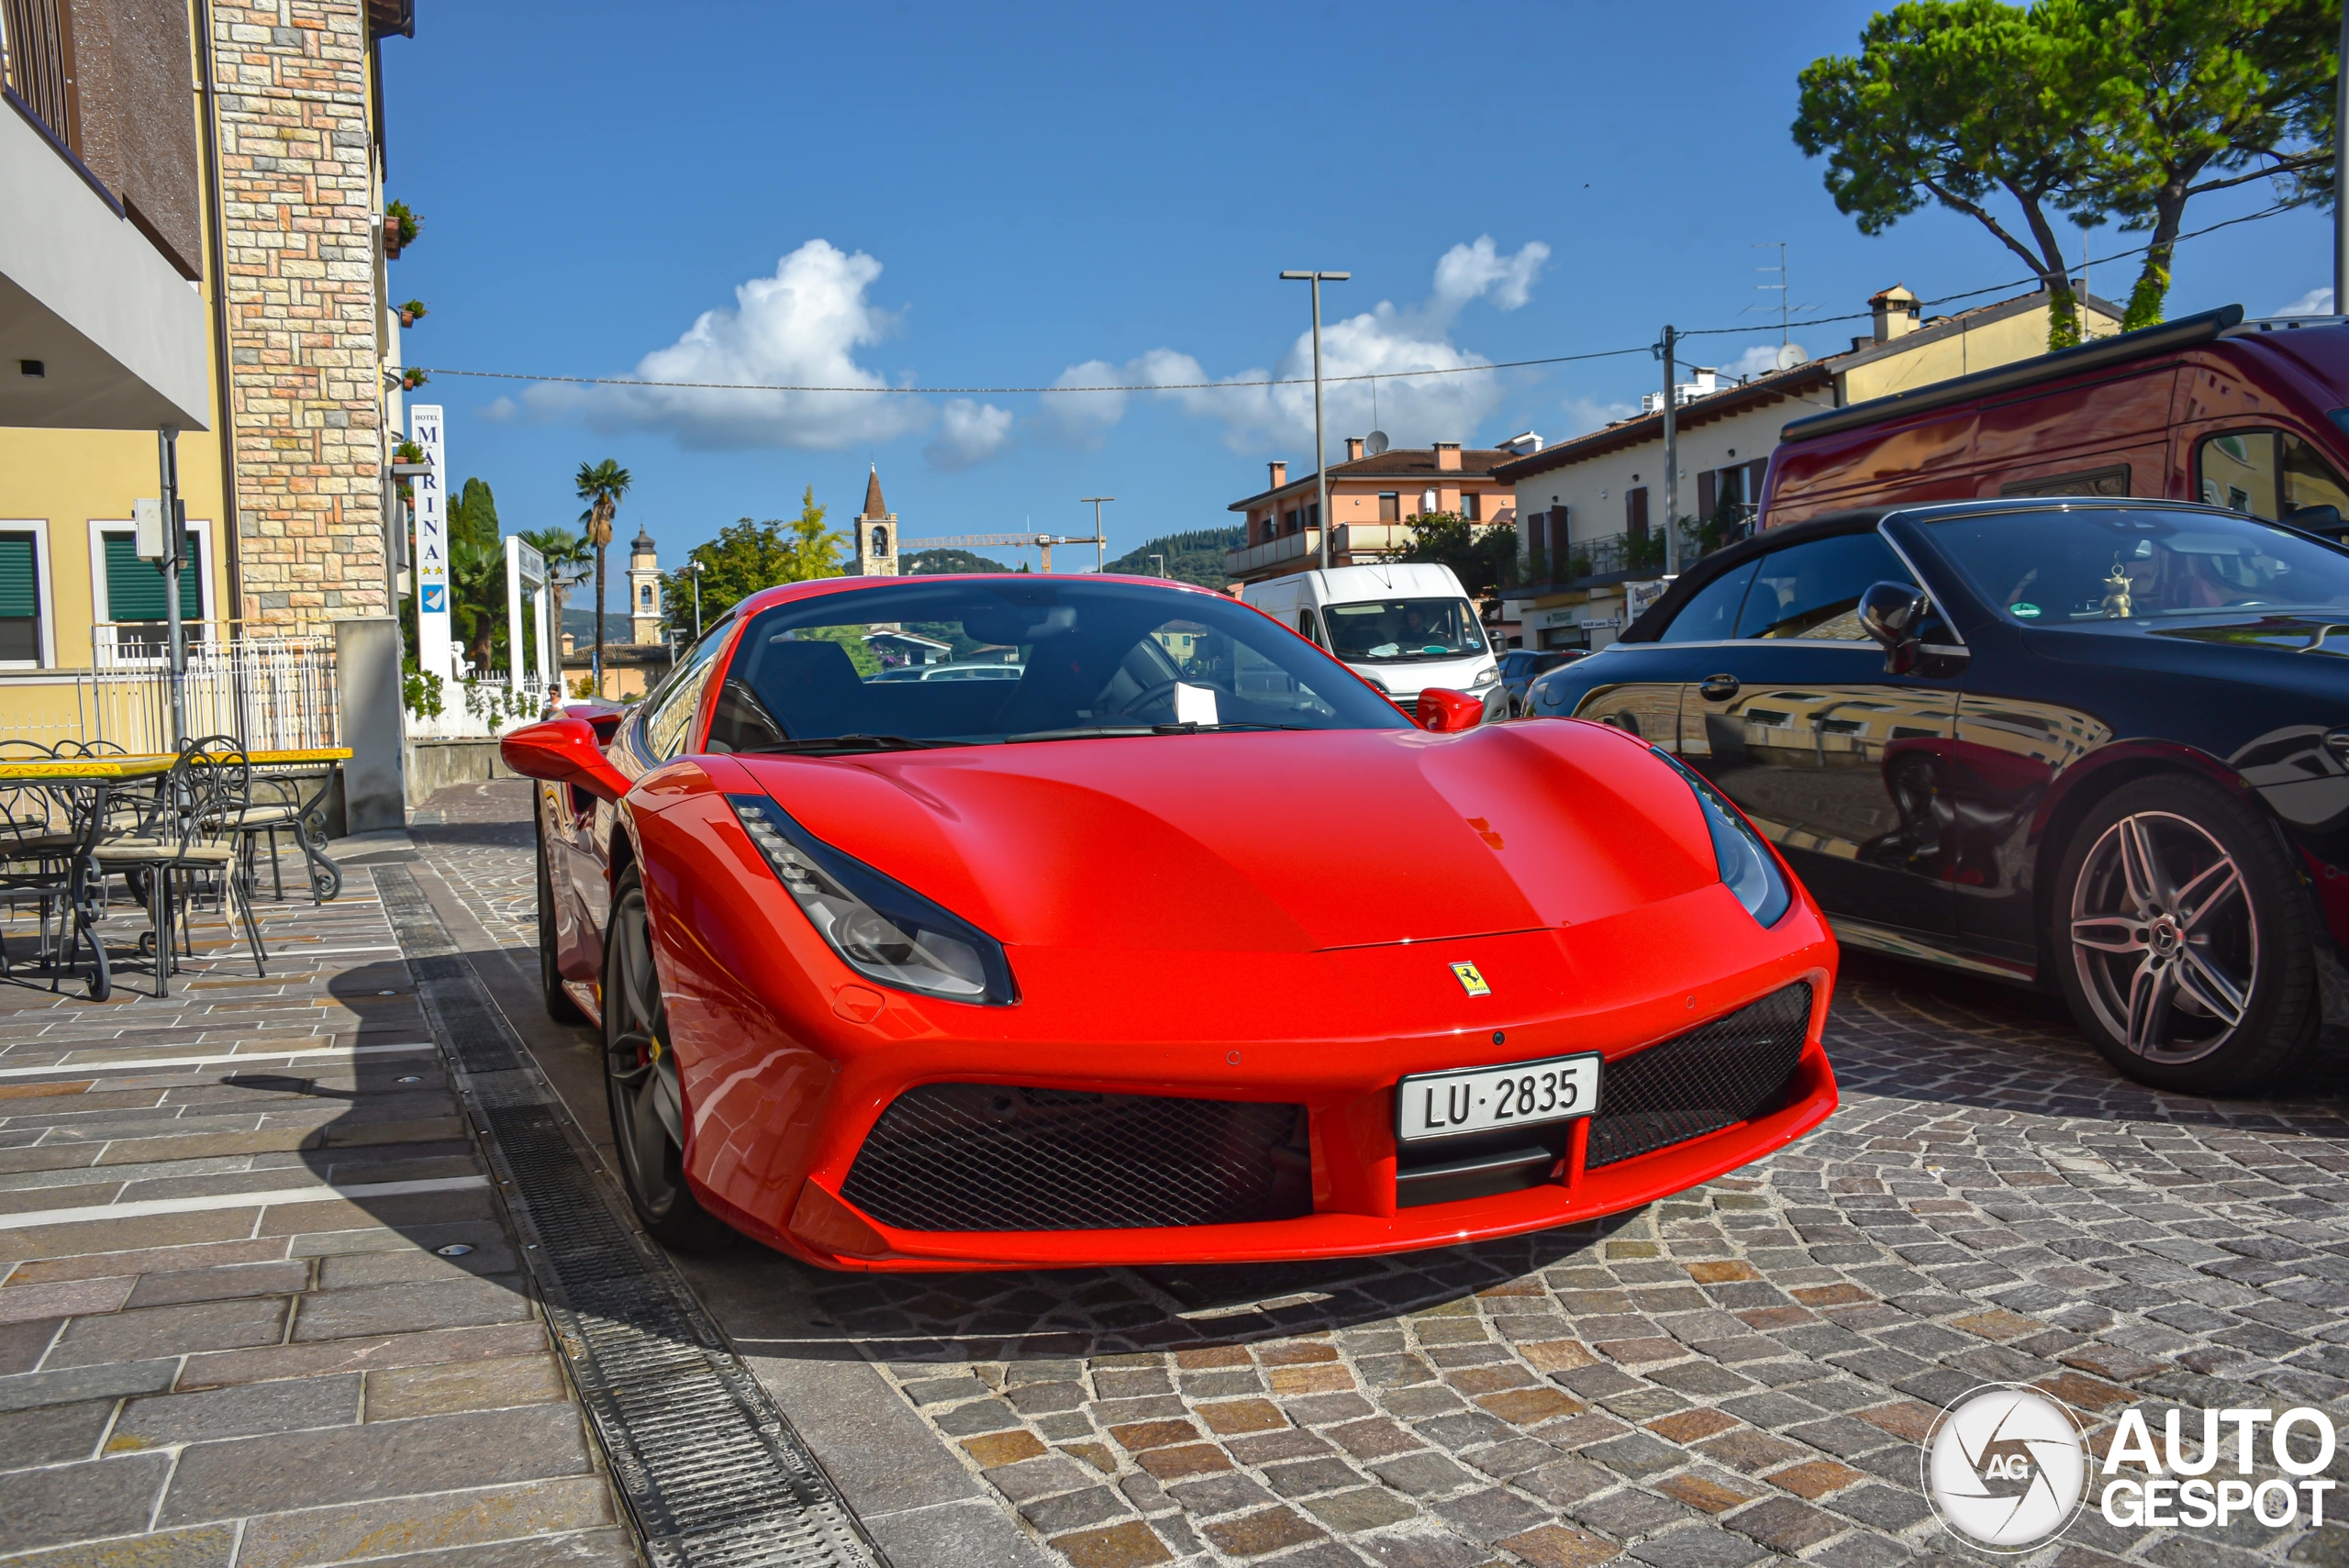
<box><xmin>1857</xmin><ymin>581</ymin><xmax>1929</xmax><ymax>675</ymax></box>
<box><xmin>501</xmin><ymin>717</ymin><xmax>631</xmax><ymax>805</ymax></box>
<box><xmin>562</xmin><ymin>703</ymin><xmax>627</xmax><ymax>743</ymax></box>
<box><xmin>1416</xmin><ymin>687</ymin><xmax>1485</xmax><ymax>733</ymax></box>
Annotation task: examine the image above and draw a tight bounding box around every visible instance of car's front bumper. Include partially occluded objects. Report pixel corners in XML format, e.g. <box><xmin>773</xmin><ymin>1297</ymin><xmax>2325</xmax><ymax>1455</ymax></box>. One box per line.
<box><xmin>656</xmin><ymin>869</ymin><xmax>1840</xmax><ymax>1272</ymax></box>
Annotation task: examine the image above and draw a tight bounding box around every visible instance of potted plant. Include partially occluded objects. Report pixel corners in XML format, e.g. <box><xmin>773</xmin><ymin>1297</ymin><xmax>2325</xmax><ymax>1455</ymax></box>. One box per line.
<box><xmin>384</xmin><ymin>200</ymin><xmax>419</xmax><ymax>258</ymax></box>
<box><xmin>397</xmin><ymin>298</ymin><xmax>428</xmax><ymax>328</ymax></box>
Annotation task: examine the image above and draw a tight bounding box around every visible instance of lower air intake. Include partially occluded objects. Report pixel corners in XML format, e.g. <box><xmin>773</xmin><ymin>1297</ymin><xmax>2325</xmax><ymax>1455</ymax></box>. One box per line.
<box><xmin>841</xmin><ymin>1084</ymin><xmax>1310</xmax><ymax>1232</ymax></box>
<box><xmin>1586</xmin><ymin>982</ymin><xmax>1812</xmax><ymax>1169</ymax></box>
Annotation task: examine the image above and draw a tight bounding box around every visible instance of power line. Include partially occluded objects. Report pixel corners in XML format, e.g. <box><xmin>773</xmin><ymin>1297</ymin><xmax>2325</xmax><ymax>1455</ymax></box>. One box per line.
<box><xmin>413</xmin><ymin>200</ymin><xmax>2304</xmax><ymax>395</ymax></box>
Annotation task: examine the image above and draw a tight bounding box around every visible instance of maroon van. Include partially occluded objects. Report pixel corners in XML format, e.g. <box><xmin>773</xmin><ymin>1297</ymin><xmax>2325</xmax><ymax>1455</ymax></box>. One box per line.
<box><xmin>1761</xmin><ymin>305</ymin><xmax>2349</xmax><ymax>538</ymax></box>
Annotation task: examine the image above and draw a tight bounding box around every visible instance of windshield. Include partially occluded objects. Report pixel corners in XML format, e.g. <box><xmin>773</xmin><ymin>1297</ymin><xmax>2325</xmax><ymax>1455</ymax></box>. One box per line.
<box><xmin>1322</xmin><ymin>597</ymin><xmax>1487</xmax><ymax>662</ymax></box>
<box><xmin>704</xmin><ymin>578</ymin><xmax>1410</xmax><ymax>751</ymax></box>
<box><xmin>1926</xmin><ymin>506</ymin><xmax>2349</xmax><ymax>624</ymax></box>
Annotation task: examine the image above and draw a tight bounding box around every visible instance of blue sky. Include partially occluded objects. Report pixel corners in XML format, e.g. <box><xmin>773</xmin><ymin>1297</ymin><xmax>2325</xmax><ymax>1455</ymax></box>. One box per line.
<box><xmin>382</xmin><ymin>1</ymin><xmax>2336</xmax><ymax>571</ymax></box>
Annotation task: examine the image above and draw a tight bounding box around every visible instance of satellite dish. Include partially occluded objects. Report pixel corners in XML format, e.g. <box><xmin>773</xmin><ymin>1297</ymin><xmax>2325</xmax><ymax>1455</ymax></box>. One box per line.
<box><xmin>1775</xmin><ymin>343</ymin><xmax>1809</xmax><ymax>371</ymax></box>
<box><xmin>1364</xmin><ymin>430</ymin><xmax>1390</xmax><ymax>456</ymax></box>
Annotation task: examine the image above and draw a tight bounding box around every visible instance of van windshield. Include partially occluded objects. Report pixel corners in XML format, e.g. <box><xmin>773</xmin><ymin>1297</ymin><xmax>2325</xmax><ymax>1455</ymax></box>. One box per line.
<box><xmin>1323</xmin><ymin>597</ymin><xmax>1487</xmax><ymax>662</ymax></box>
<box><xmin>1927</xmin><ymin>507</ymin><xmax>2349</xmax><ymax>623</ymax></box>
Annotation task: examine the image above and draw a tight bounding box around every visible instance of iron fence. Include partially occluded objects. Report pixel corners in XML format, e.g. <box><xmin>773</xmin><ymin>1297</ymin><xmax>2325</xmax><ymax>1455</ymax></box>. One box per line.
<box><xmin>81</xmin><ymin>627</ymin><xmax>340</xmax><ymax>752</ymax></box>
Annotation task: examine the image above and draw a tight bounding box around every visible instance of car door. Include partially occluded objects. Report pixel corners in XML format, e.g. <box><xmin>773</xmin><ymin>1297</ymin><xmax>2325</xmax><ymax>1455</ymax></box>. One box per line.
<box><xmin>1545</xmin><ymin>561</ymin><xmax>1762</xmax><ymax>746</ymax></box>
<box><xmin>1675</xmin><ymin>528</ymin><xmax>1964</xmax><ymax>935</ymax></box>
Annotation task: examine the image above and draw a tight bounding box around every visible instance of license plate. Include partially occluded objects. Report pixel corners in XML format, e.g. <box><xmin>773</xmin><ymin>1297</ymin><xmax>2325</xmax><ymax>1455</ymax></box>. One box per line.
<box><xmin>1397</xmin><ymin>1053</ymin><xmax>1601</xmax><ymax>1142</ymax></box>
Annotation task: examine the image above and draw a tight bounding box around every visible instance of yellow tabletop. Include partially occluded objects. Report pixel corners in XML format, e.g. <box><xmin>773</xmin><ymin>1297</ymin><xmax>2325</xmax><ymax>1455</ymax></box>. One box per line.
<box><xmin>0</xmin><ymin>747</ymin><xmax>352</xmax><ymax>783</ymax></box>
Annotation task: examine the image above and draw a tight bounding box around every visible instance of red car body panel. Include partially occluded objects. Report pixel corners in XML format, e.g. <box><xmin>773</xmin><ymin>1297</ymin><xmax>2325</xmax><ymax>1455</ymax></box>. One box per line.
<box><xmin>515</xmin><ymin>574</ymin><xmax>1841</xmax><ymax>1271</ymax></box>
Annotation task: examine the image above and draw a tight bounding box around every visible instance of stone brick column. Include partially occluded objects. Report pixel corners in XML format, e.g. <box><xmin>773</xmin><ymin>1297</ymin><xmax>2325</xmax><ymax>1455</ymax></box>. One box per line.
<box><xmin>209</xmin><ymin>0</ymin><xmax>388</xmax><ymax>630</ymax></box>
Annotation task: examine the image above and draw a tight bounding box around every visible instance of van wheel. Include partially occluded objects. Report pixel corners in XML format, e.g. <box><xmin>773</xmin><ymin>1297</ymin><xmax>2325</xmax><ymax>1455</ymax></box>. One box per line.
<box><xmin>2054</xmin><ymin>773</ymin><xmax>2317</xmax><ymax>1095</ymax></box>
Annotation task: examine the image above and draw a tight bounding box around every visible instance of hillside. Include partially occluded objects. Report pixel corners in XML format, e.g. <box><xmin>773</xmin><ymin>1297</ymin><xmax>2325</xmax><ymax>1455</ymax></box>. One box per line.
<box><xmin>904</xmin><ymin>548</ymin><xmax>1015</xmax><ymax>575</ymax></box>
<box><xmin>1103</xmin><ymin>527</ymin><xmax>1242</xmax><ymax>589</ymax></box>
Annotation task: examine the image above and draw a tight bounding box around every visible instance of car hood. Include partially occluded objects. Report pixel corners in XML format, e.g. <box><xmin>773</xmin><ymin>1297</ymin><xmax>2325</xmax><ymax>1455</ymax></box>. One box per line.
<box><xmin>729</xmin><ymin>724</ymin><xmax>1717</xmax><ymax>953</ymax></box>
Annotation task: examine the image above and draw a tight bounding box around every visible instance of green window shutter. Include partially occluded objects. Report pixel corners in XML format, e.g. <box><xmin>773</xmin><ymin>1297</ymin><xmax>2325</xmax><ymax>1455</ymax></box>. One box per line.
<box><xmin>0</xmin><ymin>535</ymin><xmax>36</xmax><ymax>618</ymax></box>
<box><xmin>104</xmin><ymin>533</ymin><xmax>204</xmax><ymax>621</ymax></box>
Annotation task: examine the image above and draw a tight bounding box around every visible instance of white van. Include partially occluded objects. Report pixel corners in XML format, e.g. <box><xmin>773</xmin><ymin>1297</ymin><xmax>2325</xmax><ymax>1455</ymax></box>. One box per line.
<box><xmin>1241</xmin><ymin>562</ymin><xmax>1504</xmax><ymax>723</ymax></box>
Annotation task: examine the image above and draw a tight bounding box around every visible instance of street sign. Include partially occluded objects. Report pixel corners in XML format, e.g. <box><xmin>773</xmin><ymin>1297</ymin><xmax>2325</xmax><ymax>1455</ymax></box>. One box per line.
<box><xmin>410</xmin><ymin>405</ymin><xmax>452</xmax><ymax>688</ymax></box>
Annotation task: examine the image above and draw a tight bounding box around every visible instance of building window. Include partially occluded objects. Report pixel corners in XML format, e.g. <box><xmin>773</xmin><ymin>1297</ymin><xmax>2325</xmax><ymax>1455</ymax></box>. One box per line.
<box><xmin>1462</xmin><ymin>493</ymin><xmax>1481</xmax><ymax>522</ymax></box>
<box><xmin>1626</xmin><ymin>486</ymin><xmax>1649</xmax><ymax>539</ymax></box>
<box><xmin>1378</xmin><ymin>493</ymin><xmax>1399</xmax><ymax>522</ymax></box>
<box><xmin>0</xmin><ymin>528</ymin><xmax>43</xmax><ymax>667</ymax></box>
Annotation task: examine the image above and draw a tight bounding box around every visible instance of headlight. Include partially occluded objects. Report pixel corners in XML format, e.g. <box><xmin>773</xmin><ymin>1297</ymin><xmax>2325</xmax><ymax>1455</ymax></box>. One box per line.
<box><xmin>1470</xmin><ymin>664</ymin><xmax>1500</xmax><ymax>690</ymax></box>
<box><xmin>1362</xmin><ymin>673</ymin><xmax>1391</xmax><ymax>694</ymax></box>
<box><xmin>1653</xmin><ymin>753</ymin><xmax>1792</xmax><ymax>928</ymax></box>
<box><xmin>727</xmin><ymin>793</ymin><xmax>1018</xmax><ymax>1005</ymax></box>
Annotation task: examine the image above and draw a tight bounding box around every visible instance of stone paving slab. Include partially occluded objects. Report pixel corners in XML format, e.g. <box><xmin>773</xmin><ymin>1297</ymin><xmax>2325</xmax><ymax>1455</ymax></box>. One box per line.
<box><xmin>417</xmin><ymin>778</ymin><xmax>2349</xmax><ymax>1568</ymax></box>
<box><xmin>0</xmin><ymin>864</ymin><xmax>632</xmax><ymax>1565</ymax></box>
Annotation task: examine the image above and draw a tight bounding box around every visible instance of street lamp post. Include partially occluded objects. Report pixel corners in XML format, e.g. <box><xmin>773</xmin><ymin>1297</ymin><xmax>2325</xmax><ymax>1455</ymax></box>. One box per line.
<box><xmin>1149</xmin><ymin>554</ymin><xmax>1164</xmax><ymax>579</ymax></box>
<box><xmin>1080</xmin><ymin>496</ymin><xmax>1113</xmax><ymax>573</ymax></box>
<box><xmin>1280</xmin><ymin>270</ymin><xmax>1349</xmax><ymax>571</ymax></box>
<box><xmin>688</xmin><ymin>558</ymin><xmax>705</xmax><ymax>639</ymax></box>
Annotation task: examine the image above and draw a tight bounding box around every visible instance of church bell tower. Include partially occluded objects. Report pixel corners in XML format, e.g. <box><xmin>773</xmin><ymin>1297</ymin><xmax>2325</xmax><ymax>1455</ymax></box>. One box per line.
<box><xmin>852</xmin><ymin>466</ymin><xmax>898</xmax><ymax>576</ymax></box>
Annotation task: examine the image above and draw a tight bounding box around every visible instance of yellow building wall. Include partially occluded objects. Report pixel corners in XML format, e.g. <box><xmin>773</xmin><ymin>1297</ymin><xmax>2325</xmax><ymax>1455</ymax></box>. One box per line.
<box><xmin>1840</xmin><ymin>302</ymin><xmax>2124</xmax><ymax>404</ymax></box>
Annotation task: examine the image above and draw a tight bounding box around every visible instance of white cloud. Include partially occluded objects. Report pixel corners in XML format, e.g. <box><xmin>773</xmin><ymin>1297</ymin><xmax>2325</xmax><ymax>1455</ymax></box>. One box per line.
<box><xmin>1048</xmin><ymin>238</ymin><xmax>1552</xmax><ymax>454</ymax></box>
<box><xmin>518</xmin><ymin>239</ymin><xmax>930</xmax><ymax>451</ymax></box>
<box><xmin>1558</xmin><ymin>395</ymin><xmax>1638</xmax><ymax>438</ymax></box>
<box><xmin>1722</xmin><ymin>343</ymin><xmax>1788</xmax><ymax>380</ymax></box>
<box><xmin>2276</xmin><ymin>286</ymin><xmax>2334</xmax><ymax>317</ymax></box>
<box><xmin>926</xmin><ymin>398</ymin><xmax>1015</xmax><ymax>471</ymax></box>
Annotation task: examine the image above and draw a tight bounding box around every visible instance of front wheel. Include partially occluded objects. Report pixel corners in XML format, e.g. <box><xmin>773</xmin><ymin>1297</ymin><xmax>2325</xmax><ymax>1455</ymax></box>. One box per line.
<box><xmin>2054</xmin><ymin>773</ymin><xmax>2319</xmax><ymax>1095</ymax></box>
<box><xmin>604</xmin><ymin>867</ymin><xmax>733</xmax><ymax>1251</ymax></box>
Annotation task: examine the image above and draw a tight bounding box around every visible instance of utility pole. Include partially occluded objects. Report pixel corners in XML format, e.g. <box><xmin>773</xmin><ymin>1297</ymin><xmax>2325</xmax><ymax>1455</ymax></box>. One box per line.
<box><xmin>158</xmin><ymin>426</ymin><xmax>187</xmax><ymax>749</ymax></box>
<box><xmin>2336</xmin><ymin>6</ymin><xmax>2348</xmax><ymax>310</ymax></box>
<box><xmin>1281</xmin><ymin>270</ymin><xmax>1349</xmax><ymax>570</ymax></box>
<box><xmin>1657</xmin><ymin>327</ymin><xmax>1681</xmax><ymax>577</ymax></box>
<box><xmin>1080</xmin><ymin>496</ymin><xmax>1113</xmax><ymax>573</ymax></box>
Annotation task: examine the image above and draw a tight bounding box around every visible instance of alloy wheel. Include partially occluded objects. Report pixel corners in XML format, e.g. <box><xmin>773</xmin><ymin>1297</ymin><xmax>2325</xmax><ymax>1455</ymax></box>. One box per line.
<box><xmin>606</xmin><ymin>884</ymin><xmax>688</xmax><ymax>1219</ymax></box>
<box><xmin>2068</xmin><ymin>810</ymin><xmax>2256</xmax><ymax>1064</ymax></box>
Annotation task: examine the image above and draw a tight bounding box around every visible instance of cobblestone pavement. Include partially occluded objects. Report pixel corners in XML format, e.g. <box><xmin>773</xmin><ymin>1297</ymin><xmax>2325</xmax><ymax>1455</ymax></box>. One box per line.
<box><xmin>0</xmin><ymin>849</ymin><xmax>633</xmax><ymax>1567</ymax></box>
<box><xmin>417</xmin><ymin>780</ymin><xmax>2349</xmax><ymax>1568</ymax></box>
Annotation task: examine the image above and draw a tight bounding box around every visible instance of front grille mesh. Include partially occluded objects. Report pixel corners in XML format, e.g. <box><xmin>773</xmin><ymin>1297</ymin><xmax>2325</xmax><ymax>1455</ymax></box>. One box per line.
<box><xmin>1586</xmin><ymin>982</ymin><xmax>1812</xmax><ymax>1169</ymax></box>
<box><xmin>841</xmin><ymin>1084</ymin><xmax>1310</xmax><ymax>1231</ymax></box>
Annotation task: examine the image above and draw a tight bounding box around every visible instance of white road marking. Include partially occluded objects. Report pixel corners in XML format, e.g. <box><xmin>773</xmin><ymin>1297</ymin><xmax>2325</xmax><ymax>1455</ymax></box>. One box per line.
<box><xmin>0</xmin><ymin>1042</ymin><xmax>438</xmax><ymax>1079</ymax></box>
<box><xmin>0</xmin><ymin>1175</ymin><xmax>489</xmax><ymax>1230</ymax></box>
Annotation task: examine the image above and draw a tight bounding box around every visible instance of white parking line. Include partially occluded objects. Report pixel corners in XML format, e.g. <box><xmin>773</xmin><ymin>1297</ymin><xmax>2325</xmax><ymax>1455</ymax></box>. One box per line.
<box><xmin>0</xmin><ymin>1042</ymin><xmax>438</xmax><ymax>1079</ymax></box>
<box><xmin>0</xmin><ymin>1174</ymin><xmax>490</xmax><ymax>1230</ymax></box>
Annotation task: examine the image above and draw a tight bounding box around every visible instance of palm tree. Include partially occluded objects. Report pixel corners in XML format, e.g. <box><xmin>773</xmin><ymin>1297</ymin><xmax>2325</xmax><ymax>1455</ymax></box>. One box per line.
<box><xmin>517</xmin><ymin>526</ymin><xmax>591</xmax><ymax>686</ymax></box>
<box><xmin>573</xmin><ymin>460</ymin><xmax>632</xmax><ymax>695</ymax></box>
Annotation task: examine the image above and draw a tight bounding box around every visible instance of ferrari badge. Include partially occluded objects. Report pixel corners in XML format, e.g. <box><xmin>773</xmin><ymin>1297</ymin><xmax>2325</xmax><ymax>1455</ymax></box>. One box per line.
<box><xmin>1450</xmin><ymin>961</ymin><xmax>1491</xmax><ymax>997</ymax></box>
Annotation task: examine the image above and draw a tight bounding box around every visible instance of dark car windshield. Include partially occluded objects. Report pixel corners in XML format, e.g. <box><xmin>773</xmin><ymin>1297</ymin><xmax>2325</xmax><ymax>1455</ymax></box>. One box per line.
<box><xmin>704</xmin><ymin>578</ymin><xmax>1410</xmax><ymax>751</ymax></box>
<box><xmin>1323</xmin><ymin>597</ymin><xmax>1486</xmax><ymax>662</ymax></box>
<box><xmin>1927</xmin><ymin>506</ymin><xmax>2349</xmax><ymax>624</ymax></box>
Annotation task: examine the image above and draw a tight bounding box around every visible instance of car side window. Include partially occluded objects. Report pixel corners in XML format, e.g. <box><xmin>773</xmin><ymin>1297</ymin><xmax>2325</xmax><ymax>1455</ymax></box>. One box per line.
<box><xmin>2196</xmin><ymin>428</ymin><xmax>2349</xmax><ymax>524</ymax></box>
<box><xmin>642</xmin><ymin>627</ymin><xmax>729</xmax><ymax>760</ymax></box>
<box><xmin>1657</xmin><ymin>561</ymin><xmax>1756</xmax><ymax>643</ymax></box>
<box><xmin>1299</xmin><ymin>609</ymin><xmax>1327</xmax><ymax>649</ymax></box>
<box><xmin>1734</xmin><ymin>532</ymin><xmax>1919</xmax><ymax>641</ymax></box>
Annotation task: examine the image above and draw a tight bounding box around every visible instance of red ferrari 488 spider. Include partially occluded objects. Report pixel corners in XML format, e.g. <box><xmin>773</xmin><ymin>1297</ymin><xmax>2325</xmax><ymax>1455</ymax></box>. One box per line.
<box><xmin>501</xmin><ymin>573</ymin><xmax>1838</xmax><ymax>1270</ymax></box>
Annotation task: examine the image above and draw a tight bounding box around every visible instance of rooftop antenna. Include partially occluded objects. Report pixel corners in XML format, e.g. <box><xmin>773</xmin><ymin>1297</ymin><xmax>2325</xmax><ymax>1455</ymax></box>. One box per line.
<box><xmin>1747</xmin><ymin>242</ymin><xmax>1817</xmax><ymax>347</ymax></box>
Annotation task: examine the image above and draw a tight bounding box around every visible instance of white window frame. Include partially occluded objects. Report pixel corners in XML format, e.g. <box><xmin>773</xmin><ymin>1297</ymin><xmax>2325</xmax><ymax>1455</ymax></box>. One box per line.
<box><xmin>88</xmin><ymin>517</ymin><xmax>215</xmax><ymax>659</ymax></box>
<box><xmin>0</xmin><ymin>519</ymin><xmax>57</xmax><ymax>671</ymax></box>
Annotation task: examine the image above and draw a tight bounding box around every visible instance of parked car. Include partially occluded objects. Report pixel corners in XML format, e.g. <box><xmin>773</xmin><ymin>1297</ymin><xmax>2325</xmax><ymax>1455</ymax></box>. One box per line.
<box><xmin>1241</xmin><ymin>562</ymin><xmax>1505</xmax><ymax>723</ymax></box>
<box><xmin>1530</xmin><ymin>497</ymin><xmax>2349</xmax><ymax>1094</ymax></box>
<box><xmin>504</xmin><ymin>573</ymin><xmax>1839</xmax><ymax>1266</ymax></box>
<box><xmin>1762</xmin><ymin>304</ymin><xmax>2349</xmax><ymax>543</ymax></box>
<box><xmin>1499</xmin><ymin>649</ymin><xmax>1583</xmax><ymax>717</ymax></box>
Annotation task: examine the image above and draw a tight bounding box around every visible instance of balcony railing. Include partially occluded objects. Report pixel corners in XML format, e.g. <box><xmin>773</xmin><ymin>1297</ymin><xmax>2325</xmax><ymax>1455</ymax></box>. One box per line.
<box><xmin>0</xmin><ymin>0</ymin><xmax>77</xmax><ymax>151</ymax></box>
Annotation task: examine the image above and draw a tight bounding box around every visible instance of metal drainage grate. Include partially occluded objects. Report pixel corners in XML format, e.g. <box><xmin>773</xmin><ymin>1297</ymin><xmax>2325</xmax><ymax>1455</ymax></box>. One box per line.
<box><xmin>1586</xmin><ymin>981</ymin><xmax>1812</xmax><ymax>1170</ymax></box>
<box><xmin>374</xmin><ymin>864</ymin><xmax>884</xmax><ymax>1568</ymax></box>
<box><xmin>843</xmin><ymin>1083</ymin><xmax>1310</xmax><ymax>1231</ymax></box>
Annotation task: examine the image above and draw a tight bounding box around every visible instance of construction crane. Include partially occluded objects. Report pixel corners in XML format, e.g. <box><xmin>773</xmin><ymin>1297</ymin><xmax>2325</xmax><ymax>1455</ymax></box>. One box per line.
<box><xmin>899</xmin><ymin>531</ymin><xmax>1106</xmax><ymax>574</ymax></box>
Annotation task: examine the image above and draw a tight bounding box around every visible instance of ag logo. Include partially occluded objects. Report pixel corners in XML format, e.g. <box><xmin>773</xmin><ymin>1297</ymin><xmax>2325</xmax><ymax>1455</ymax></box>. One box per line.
<box><xmin>1449</xmin><ymin>961</ymin><xmax>1490</xmax><ymax>997</ymax></box>
<box><xmin>1922</xmin><ymin>1384</ymin><xmax>2090</xmax><ymax>1551</ymax></box>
